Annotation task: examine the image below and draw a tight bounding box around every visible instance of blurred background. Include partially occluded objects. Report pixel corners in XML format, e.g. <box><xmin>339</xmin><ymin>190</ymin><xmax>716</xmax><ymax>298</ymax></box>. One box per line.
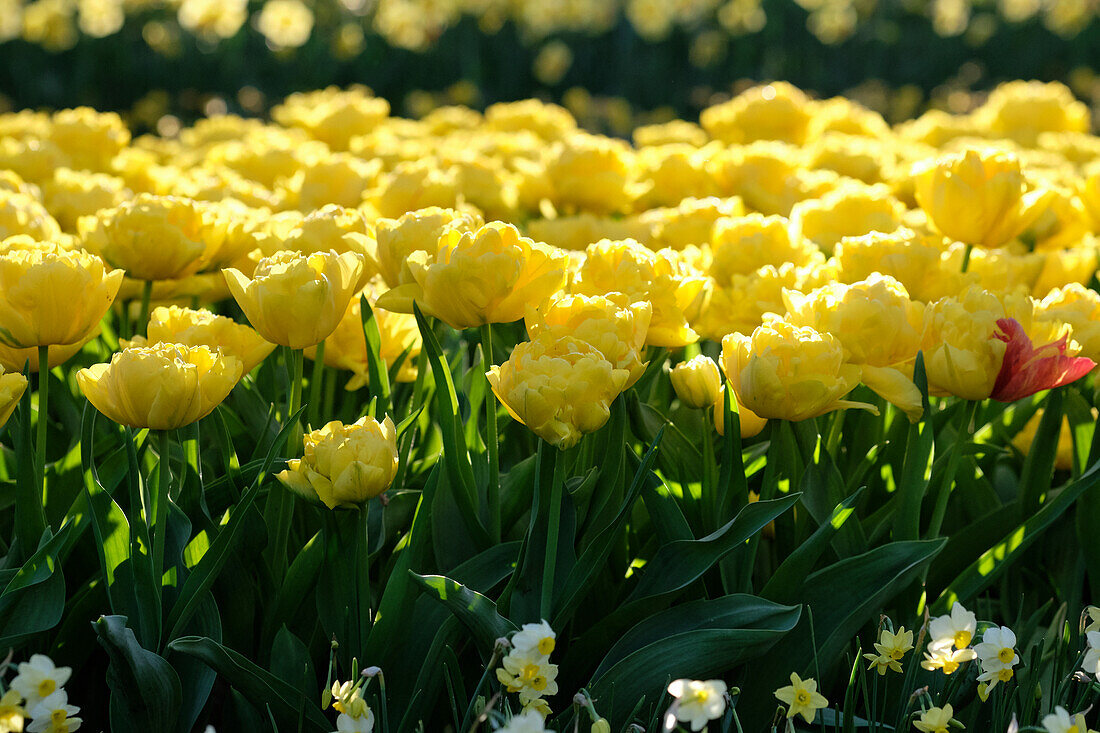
<box><xmin>1</xmin><ymin>0</ymin><xmax>1099</xmax><ymax>132</ymax></box>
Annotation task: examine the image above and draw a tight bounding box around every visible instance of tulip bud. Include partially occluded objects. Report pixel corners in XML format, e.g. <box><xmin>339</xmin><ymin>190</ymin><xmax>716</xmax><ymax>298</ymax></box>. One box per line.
<box><xmin>670</xmin><ymin>355</ymin><xmax>722</xmax><ymax>409</ymax></box>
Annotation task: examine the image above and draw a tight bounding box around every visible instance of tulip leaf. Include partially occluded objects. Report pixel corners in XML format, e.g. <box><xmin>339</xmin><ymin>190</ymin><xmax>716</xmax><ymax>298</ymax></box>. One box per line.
<box><xmin>937</xmin><ymin>454</ymin><xmax>1100</xmax><ymax>613</ymax></box>
<box><xmin>360</xmin><ymin>294</ymin><xmax>392</xmax><ymax>406</ymax></box>
<box><xmin>893</xmin><ymin>350</ymin><xmax>933</xmax><ymax>541</ymax></box>
<box><xmin>167</xmin><ymin>635</ymin><xmax>330</xmax><ymax>731</ymax></box>
<box><xmin>95</xmin><ymin>615</ymin><xmax>182</xmax><ymax>733</ymax></box>
<box><xmin>413</xmin><ymin>305</ymin><xmax>487</xmax><ymax>547</ymax></box>
<box><xmin>626</xmin><ymin>493</ymin><xmax>800</xmax><ymax>602</ymax></box>
<box><xmin>1018</xmin><ymin>388</ymin><xmax>1063</xmax><ymax>517</ymax></box>
<box><xmin>760</xmin><ymin>487</ymin><xmax>865</xmax><ymax>604</ymax></box>
<box><xmin>588</xmin><ymin>595</ymin><xmax>800</xmax><ymax>726</ymax></box>
<box><xmin>410</xmin><ymin>571</ymin><xmax>518</xmax><ymax>653</ymax></box>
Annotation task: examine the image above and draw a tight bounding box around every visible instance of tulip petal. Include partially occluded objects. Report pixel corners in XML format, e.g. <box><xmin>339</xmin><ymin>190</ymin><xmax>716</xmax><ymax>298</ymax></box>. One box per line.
<box><xmin>991</xmin><ymin>317</ymin><xmax>1096</xmax><ymax>402</ymax></box>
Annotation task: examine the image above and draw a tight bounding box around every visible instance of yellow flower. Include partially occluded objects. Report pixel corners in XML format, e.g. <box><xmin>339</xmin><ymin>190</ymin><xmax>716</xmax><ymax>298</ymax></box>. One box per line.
<box><xmin>634</xmin><ymin>143</ymin><xmax>720</xmax><ymax>209</ymax></box>
<box><xmin>77</xmin><ymin>343</ymin><xmax>242</xmax><ymax>430</ymax></box>
<box><xmin>486</xmin><ymin>332</ymin><xmax>629</xmax><ymax>450</ymax></box>
<box><xmin>377</xmin><ymin>222</ymin><xmax>570</xmax><ymax>330</ymax></box>
<box><xmin>671</xmin><ymin>355</ymin><xmax>722</xmax><ymax>409</ymax></box>
<box><xmin>0</xmin><ymin>333</ymin><xmax>95</xmax><ymax>374</ymax></box>
<box><xmin>782</xmin><ymin>275</ymin><xmax>925</xmax><ymax>421</ymax></box>
<box><xmin>913</xmin><ymin>704</ymin><xmax>955</xmax><ymax>733</ymax></box>
<box><xmin>0</xmin><ymin>239</ymin><xmax>123</xmax><ymax>348</ymax></box>
<box><xmin>921</xmin><ymin>642</ymin><xmax>977</xmax><ymax>674</ymax></box>
<box><xmin>304</xmin><ymin>283</ymin><xmax>421</xmax><ymax>389</ymax></box>
<box><xmin>79</xmin><ymin>193</ymin><xmax>213</xmax><ymax>281</ymax></box>
<box><xmin>632</xmin><ymin>196</ymin><xmax>743</xmax><ymax>250</ymax></box>
<box><xmin>721</xmin><ymin>321</ymin><xmax>877</xmax><ymax>422</ymax></box>
<box><xmin>0</xmin><ymin>370</ymin><xmax>27</xmax><ymax>429</ymax></box>
<box><xmin>774</xmin><ymin>672</ymin><xmax>828</xmax><ymax>723</ymax></box>
<box><xmin>272</xmin><ymin>85</ymin><xmax>389</xmax><ymax>151</ymax></box>
<box><xmin>912</xmin><ymin>148</ymin><xmax>1052</xmax><ymax>249</ymax></box>
<box><xmin>863</xmin><ymin>626</ymin><xmax>914</xmax><ymax>675</ymax></box>
<box><xmin>125</xmin><ymin>305</ymin><xmax>275</xmax><ymax>374</ymax></box>
<box><xmin>372</xmin><ymin>207</ymin><xmax>483</xmax><ymax>288</ymax></box>
<box><xmin>276</xmin><ymin>415</ymin><xmax>398</xmax><ymax>509</ymax></box>
<box><xmin>709</xmin><ymin>213</ymin><xmax>821</xmax><ymax>283</ymax></box>
<box><xmin>697</xmin><ymin>260</ymin><xmax>830</xmax><ymax>341</ymax></box>
<box><xmin>976</xmin><ymin>80</ymin><xmax>1090</xmax><ymax>146</ymax></box>
<box><xmin>701</xmin><ymin>82</ymin><xmax>813</xmax><ymax>145</ymax></box>
<box><xmin>572</xmin><ymin>239</ymin><xmax>707</xmax><ymax>347</ymax></box>
<box><xmin>712</xmin><ymin>386</ymin><xmax>768</xmax><ymax>439</ymax></box>
<box><xmin>255</xmin><ymin>0</ymin><xmax>313</xmax><ymax>50</ymax></box>
<box><xmin>222</xmin><ymin>249</ymin><xmax>364</xmax><ymax>349</ymax></box>
<box><xmin>367</xmin><ymin>159</ymin><xmax>458</xmax><ymax>219</ymax></box>
<box><xmin>1039</xmin><ymin>283</ymin><xmax>1100</xmax><ymax>360</ymax></box>
<box><xmin>789</xmin><ymin>183</ymin><xmax>906</xmax><ymax>253</ymax></box>
<box><xmin>833</xmin><ymin>228</ymin><xmax>966</xmax><ymax>304</ymax></box>
<box><xmin>495</xmin><ymin>648</ymin><xmax>559</xmax><ymax>707</ymax></box>
<box><xmin>0</xmin><ymin>688</ymin><xmax>24</xmax><ymax>733</ymax></box>
<box><xmin>525</xmin><ymin>292</ymin><xmax>650</xmax><ymax>389</ymax></box>
<box><xmin>0</xmin><ymin>189</ymin><xmax>62</xmax><ymax>242</ymax></box>
<box><xmin>545</xmin><ymin>133</ymin><xmax>644</xmax><ymax>215</ymax></box>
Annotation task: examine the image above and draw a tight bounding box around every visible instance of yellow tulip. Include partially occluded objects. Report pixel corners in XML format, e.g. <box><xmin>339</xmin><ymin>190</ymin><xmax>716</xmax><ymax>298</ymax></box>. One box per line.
<box><xmin>372</xmin><ymin>207</ymin><xmax>483</xmax><ymax>288</ymax></box>
<box><xmin>222</xmin><ymin>249</ymin><xmax>364</xmax><ymax>349</ymax></box>
<box><xmin>911</xmin><ymin>148</ymin><xmax>1052</xmax><ymax>249</ymax></box>
<box><xmin>276</xmin><ymin>415</ymin><xmax>398</xmax><ymax>509</ymax></box>
<box><xmin>709</xmin><ymin>214</ymin><xmax>821</xmax><ymax>284</ymax></box>
<box><xmin>377</xmin><ymin>222</ymin><xmax>570</xmax><ymax>330</ymax></box>
<box><xmin>79</xmin><ymin>193</ymin><xmax>213</xmax><ymax>281</ymax></box>
<box><xmin>525</xmin><ymin>292</ymin><xmax>651</xmax><ymax>388</ymax></box>
<box><xmin>721</xmin><ymin>321</ymin><xmax>876</xmax><ymax>422</ymax></box>
<box><xmin>77</xmin><ymin>343</ymin><xmax>243</xmax><ymax>430</ymax></box>
<box><xmin>572</xmin><ymin>238</ymin><xmax>708</xmax><ymax>347</ymax></box>
<box><xmin>712</xmin><ymin>386</ymin><xmax>768</xmax><ymax>439</ymax></box>
<box><xmin>782</xmin><ymin>274</ymin><xmax>926</xmax><ymax>421</ymax></box>
<box><xmin>545</xmin><ymin>133</ymin><xmax>644</xmax><ymax>215</ymax></box>
<box><xmin>0</xmin><ymin>330</ymin><xmax>98</xmax><ymax>373</ymax></box>
<box><xmin>833</xmin><ymin>228</ymin><xmax>966</xmax><ymax>304</ymax></box>
<box><xmin>0</xmin><ymin>239</ymin><xmax>123</xmax><ymax>348</ymax></box>
<box><xmin>788</xmin><ymin>183</ymin><xmax>905</xmax><ymax>253</ymax></box>
<box><xmin>670</xmin><ymin>355</ymin><xmax>722</xmax><ymax>409</ymax></box>
<box><xmin>125</xmin><ymin>305</ymin><xmax>275</xmax><ymax>374</ymax></box>
<box><xmin>0</xmin><ymin>370</ymin><xmax>27</xmax><ymax>429</ymax></box>
<box><xmin>486</xmin><ymin>332</ymin><xmax>630</xmax><ymax>450</ymax></box>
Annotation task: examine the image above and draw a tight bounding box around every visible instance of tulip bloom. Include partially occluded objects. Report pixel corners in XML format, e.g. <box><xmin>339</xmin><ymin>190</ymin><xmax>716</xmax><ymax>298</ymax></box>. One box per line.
<box><xmin>487</xmin><ymin>332</ymin><xmax>630</xmax><ymax>450</ymax></box>
<box><xmin>77</xmin><ymin>344</ymin><xmax>243</xmax><ymax>430</ymax></box>
<box><xmin>222</xmin><ymin>249</ymin><xmax>364</xmax><ymax>349</ymax></box>
<box><xmin>377</xmin><ymin>222</ymin><xmax>570</xmax><ymax>330</ymax></box>
<box><xmin>912</xmin><ymin>148</ymin><xmax>1051</xmax><ymax>249</ymax></box>
<box><xmin>126</xmin><ymin>305</ymin><xmax>275</xmax><ymax>374</ymax></box>
<box><xmin>0</xmin><ymin>240</ymin><xmax>123</xmax><ymax>349</ymax></box>
<box><xmin>371</xmin><ymin>206</ymin><xmax>483</xmax><ymax>288</ymax></box>
<box><xmin>670</xmin><ymin>355</ymin><xmax>722</xmax><ymax>409</ymax></box>
<box><xmin>721</xmin><ymin>321</ymin><xmax>877</xmax><ymax>422</ymax></box>
<box><xmin>990</xmin><ymin>318</ymin><xmax>1095</xmax><ymax>402</ymax></box>
<box><xmin>276</xmin><ymin>415</ymin><xmax>398</xmax><ymax>509</ymax></box>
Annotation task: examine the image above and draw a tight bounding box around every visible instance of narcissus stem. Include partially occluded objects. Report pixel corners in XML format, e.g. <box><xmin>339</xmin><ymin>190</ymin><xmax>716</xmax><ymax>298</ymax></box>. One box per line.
<box><xmin>35</xmin><ymin>345</ymin><xmax>48</xmax><ymax>507</ymax></box>
<box><xmin>480</xmin><ymin>323</ymin><xmax>500</xmax><ymax>543</ymax></box>
<box><xmin>153</xmin><ymin>429</ymin><xmax>171</xmax><ymax>588</ymax></box>
<box><xmin>540</xmin><ymin>443</ymin><xmax>568</xmax><ymax>620</ymax></box>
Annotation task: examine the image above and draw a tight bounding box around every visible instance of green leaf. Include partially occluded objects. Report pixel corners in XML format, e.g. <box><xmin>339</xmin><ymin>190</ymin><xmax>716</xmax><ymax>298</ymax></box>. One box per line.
<box><xmin>588</xmin><ymin>595</ymin><xmax>800</xmax><ymax>726</ymax></box>
<box><xmin>167</xmin><ymin>636</ymin><xmax>330</xmax><ymax>731</ymax></box>
<box><xmin>410</xmin><ymin>572</ymin><xmax>518</xmax><ymax>652</ymax></box>
<box><xmin>761</xmin><ymin>488</ymin><xmax>865</xmax><ymax>604</ymax></box>
<box><xmin>1018</xmin><ymin>389</ymin><xmax>1064</xmax><ymax>516</ymax></box>
<box><xmin>626</xmin><ymin>493</ymin><xmax>800</xmax><ymax>602</ymax></box>
<box><xmin>361</xmin><ymin>294</ymin><xmax>392</xmax><ymax>405</ymax></box>
<box><xmin>937</xmin><ymin>456</ymin><xmax>1100</xmax><ymax>612</ymax></box>
<box><xmin>95</xmin><ymin>615</ymin><xmax>182</xmax><ymax>733</ymax></box>
<box><xmin>893</xmin><ymin>351</ymin><xmax>933</xmax><ymax>541</ymax></box>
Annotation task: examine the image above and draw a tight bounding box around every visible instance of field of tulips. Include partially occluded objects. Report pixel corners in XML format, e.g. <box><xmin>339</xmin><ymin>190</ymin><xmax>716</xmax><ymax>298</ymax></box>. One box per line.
<box><xmin>1</xmin><ymin>78</ymin><xmax>1100</xmax><ymax>732</ymax></box>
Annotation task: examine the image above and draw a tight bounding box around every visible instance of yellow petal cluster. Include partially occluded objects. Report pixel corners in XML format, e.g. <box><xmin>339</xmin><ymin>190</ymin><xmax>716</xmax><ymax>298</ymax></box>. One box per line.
<box><xmin>126</xmin><ymin>305</ymin><xmax>275</xmax><ymax>373</ymax></box>
<box><xmin>276</xmin><ymin>415</ymin><xmax>398</xmax><ymax>509</ymax></box>
<box><xmin>77</xmin><ymin>343</ymin><xmax>242</xmax><ymax>430</ymax></box>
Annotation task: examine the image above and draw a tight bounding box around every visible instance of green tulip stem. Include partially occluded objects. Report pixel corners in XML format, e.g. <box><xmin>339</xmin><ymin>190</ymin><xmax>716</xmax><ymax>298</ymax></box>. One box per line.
<box><xmin>960</xmin><ymin>244</ymin><xmax>974</xmax><ymax>274</ymax></box>
<box><xmin>700</xmin><ymin>406</ymin><xmax>716</xmax><ymax>524</ymax></box>
<box><xmin>138</xmin><ymin>279</ymin><xmax>154</xmax><ymax>337</ymax></box>
<box><xmin>480</xmin><ymin>323</ymin><xmax>501</xmax><ymax>543</ymax></box>
<box><xmin>271</xmin><ymin>346</ymin><xmax>305</xmax><ymax>580</ymax></box>
<box><xmin>309</xmin><ymin>340</ymin><xmax>326</xmax><ymax>431</ymax></box>
<box><xmin>358</xmin><ymin>503</ymin><xmax>373</xmax><ymax>643</ymax></box>
<box><xmin>153</xmin><ymin>429</ymin><xmax>172</xmax><ymax>589</ymax></box>
<box><xmin>927</xmin><ymin>399</ymin><xmax>979</xmax><ymax>538</ymax></box>
<box><xmin>35</xmin><ymin>345</ymin><xmax>48</xmax><ymax>506</ymax></box>
<box><xmin>540</xmin><ymin>443</ymin><xmax>568</xmax><ymax>620</ymax></box>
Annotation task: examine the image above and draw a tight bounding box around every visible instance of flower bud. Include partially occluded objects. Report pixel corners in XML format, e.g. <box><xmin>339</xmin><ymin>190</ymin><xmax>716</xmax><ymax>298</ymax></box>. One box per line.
<box><xmin>670</xmin><ymin>355</ymin><xmax>722</xmax><ymax>409</ymax></box>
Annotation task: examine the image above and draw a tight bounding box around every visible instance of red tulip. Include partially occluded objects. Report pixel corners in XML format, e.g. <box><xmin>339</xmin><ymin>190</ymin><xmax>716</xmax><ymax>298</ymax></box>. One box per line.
<box><xmin>991</xmin><ymin>317</ymin><xmax>1095</xmax><ymax>402</ymax></box>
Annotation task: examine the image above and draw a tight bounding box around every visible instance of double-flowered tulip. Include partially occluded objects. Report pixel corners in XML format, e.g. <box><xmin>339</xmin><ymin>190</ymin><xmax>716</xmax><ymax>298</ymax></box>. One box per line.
<box><xmin>126</xmin><ymin>305</ymin><xmax>275</xmax><ymax>374</ymax></box>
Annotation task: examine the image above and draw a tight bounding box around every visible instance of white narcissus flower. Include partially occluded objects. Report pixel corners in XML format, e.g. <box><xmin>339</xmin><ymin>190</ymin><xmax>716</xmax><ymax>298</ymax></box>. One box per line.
<box><xmin>928</xmin><ymin>602</ymin><xmax>977</xmax><ymax>650</ymax></box>
<box><xmin>496</xmin><ymin>649</ymin><xmax>559</xmax><ymax>706</ymax></box>
<box><xmin>27</xmin><ymin>690</ymin><xmax>81</xmax><ymax>733</ymax></box>
<box><xmin>1083</xmin><ymin>631</ymin><xmax>1100</xmax><ymax>680</ymax></box>
<box><xmin>511</xmin><ymin>620</ymin><xmax>556</xmax><ymax>657</ymax></box>
<box><xmin>334</xmin><ymin>709</ymin><xmax>375</xmax><ymax>733</ymax></box>
<box><xmin>499</xmin><ymin>710</ymin><xmax>548</xmax><ymax>733</ymax></box>
<box><xmin>974</xmin><ymin>625</ymin><xmax>1019</xmax><ymax>669</ymax></box>
<box><xmin>11</xmin><ymin>655</ymin><xmax>72</xmax><ymax>712</ymax></box>
<box><xmin>668</xmin><ymin>678</ymin><xmax>727</xmax><ymax>731</ymax></box>
<box><xmin>920</xmin><ymin>640</ymin><xmax>976</xmax><ymax>675</ymax></box>
<box><xmin>1042</xmin><ymin>705</ymin><xmax>1096</xmax><ymax>733</ymax></box>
